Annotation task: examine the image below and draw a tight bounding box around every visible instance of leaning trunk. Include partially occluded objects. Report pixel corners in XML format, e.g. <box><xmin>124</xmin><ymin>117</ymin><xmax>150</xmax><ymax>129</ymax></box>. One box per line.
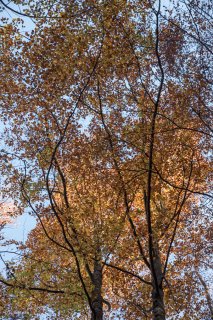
<box><xmin>151</xmin><ymin>242</ymin><xmax>166</xmax><ymax>320</ymax></box>
<box><xmin>91</xmin><ymin>259</ymin><xmax>103</xmax><ymax>320</ymax></box>
<box><xmin>195</xmin><ymin>271</ymin><xmax>213</xmax><ymax>320</ymax></box>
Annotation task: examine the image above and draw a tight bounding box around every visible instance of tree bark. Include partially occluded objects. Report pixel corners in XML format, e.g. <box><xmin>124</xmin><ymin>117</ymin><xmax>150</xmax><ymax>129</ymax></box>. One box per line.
<box><xmin>151</xmin><ymin>242</ymin><xmax>166</xmax><ymax>320</ymax></box>
<box><xmin>91</xmin><ymin>259</ymin><xmax>103</xmax><ymax>320</ymax></box>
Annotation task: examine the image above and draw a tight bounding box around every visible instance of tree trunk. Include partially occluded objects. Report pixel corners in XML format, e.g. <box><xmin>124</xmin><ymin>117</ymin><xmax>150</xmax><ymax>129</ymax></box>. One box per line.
<box><xmin>91</xmin><ymin>259</ymin><xmax>103</xmax><ymax>320</ymax></box>
<box><xmin>151</xmin><ymin>242</ymin><xmax>166</xmax><ymax>320</ymax></box>
<box><xmin>195</xmin><ymin>271</ymin><xmax>213</xmax><ymax>320</ymax></box>
<box><xmin>152</xmin><ymin>283</ymin><xmax>165</xmax><ymax>320</ymax></box>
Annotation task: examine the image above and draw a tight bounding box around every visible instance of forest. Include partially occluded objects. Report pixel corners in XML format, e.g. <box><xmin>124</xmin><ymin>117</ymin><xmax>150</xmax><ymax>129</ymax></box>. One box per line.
<box><xmin>0</xmin><ymin>0</ymin><xmax>212</xmax><ymax>319</ymax></box>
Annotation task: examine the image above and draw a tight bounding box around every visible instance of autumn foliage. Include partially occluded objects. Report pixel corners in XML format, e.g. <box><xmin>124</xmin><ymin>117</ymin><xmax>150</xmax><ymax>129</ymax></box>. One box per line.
<box><xmin>0</xmin><ymin>0</ymin><xmax>212</xmax><ymax>319</ymax></box>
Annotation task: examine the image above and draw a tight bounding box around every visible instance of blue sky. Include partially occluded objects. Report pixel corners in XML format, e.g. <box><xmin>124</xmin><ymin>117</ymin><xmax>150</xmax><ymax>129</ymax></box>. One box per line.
<box><xmin>0</xmin><ymin>1</ymin><xmax>37</xmax><ymax>274</ymax></box>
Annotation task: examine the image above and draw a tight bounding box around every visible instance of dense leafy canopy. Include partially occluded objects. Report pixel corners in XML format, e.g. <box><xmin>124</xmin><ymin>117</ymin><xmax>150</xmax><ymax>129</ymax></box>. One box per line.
<box><xmin>0</xmin><ymin>0</ymin><xmax>212</xmax><ymax>319</ymax></box>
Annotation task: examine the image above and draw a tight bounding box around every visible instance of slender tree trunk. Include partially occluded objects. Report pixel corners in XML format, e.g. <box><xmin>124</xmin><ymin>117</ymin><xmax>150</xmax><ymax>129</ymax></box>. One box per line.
<box><xmin>151</xmin><ymin>242</ymin><xmax>166</xmax><ymax>320</ymax></box>
<box><xmin>91</xmin><ymin>259</ymin><xmax>103</xmax><ymax>320</ymax></box>
<box><xmin>195</xmin><ymin>271</ymin><xmax>213</xmax><ymax>320</ymax></box>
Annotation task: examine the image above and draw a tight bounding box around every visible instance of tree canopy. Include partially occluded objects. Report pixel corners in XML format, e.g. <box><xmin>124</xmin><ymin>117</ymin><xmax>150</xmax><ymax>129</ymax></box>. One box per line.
<box><xmin>0</xmin><ymin>0</ymin><xmax>212</xmax><ymax>319</ymax></box>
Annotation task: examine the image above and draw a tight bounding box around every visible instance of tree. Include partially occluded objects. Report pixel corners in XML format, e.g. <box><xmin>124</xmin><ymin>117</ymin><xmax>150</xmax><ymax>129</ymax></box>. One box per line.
<box><xmin>0</xmin><ymin>0</ymin><xmax>212</xmax><ymax>319</ymax></box>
